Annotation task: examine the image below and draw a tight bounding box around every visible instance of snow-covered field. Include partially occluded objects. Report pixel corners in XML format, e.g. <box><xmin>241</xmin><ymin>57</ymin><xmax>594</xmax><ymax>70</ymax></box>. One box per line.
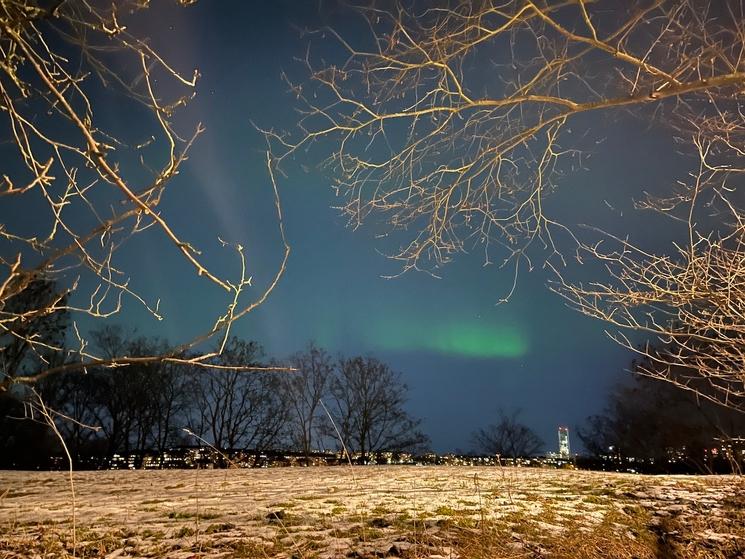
<box><xmin>1</xmin><ymin>466</ymin><xmax>742</xmax><ymax>558</ymax></box>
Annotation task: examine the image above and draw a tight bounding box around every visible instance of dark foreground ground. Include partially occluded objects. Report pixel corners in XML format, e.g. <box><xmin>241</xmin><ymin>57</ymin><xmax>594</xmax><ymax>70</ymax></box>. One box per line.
<box><xmin>1</xmin><ymin>466</ymin><xmax>743</xmax><ymax>558</ymax></box>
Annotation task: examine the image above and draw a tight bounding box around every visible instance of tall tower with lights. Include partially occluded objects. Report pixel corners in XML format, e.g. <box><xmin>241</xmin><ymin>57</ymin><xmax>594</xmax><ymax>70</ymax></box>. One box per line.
<box><xmin>558</xmin><ymin>426</ymin><xmax>571</xmax><ymax>458</ymax></box>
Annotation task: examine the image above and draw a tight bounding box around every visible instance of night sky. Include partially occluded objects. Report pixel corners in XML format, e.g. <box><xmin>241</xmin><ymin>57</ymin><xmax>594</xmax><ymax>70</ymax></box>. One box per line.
<box><xmin>29</xmin><ymin>1</ymin><xmax>695</xmax><ymax>453</ymax></box>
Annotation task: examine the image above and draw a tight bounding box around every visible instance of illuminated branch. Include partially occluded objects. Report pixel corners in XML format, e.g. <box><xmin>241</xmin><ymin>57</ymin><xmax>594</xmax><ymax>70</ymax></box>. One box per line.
<box><xmin>265</xmin><ymin>0</ymin><xmax>744</xmax><ymax>275</ymax></box>
<box><xmin>265</xmin><ymin>0</ymin><xmax>745</xmax><ymax>409</ymax></box>
<box><xmin>0</xmin><ymin>1</ymin><xmax>291</xmax><ymax>387</ymax></box>
<box><xmin>552</xmin><ymin>133</ymin><xmax>745</xmax><ymax>411</ymax></box>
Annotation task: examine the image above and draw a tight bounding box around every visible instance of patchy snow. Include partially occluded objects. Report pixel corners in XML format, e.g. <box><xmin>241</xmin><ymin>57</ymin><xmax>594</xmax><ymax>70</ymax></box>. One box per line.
<box><xmin>0</xmin><ymin>466</ymin><xmax>741</xmax><ymax>557</ymax></box>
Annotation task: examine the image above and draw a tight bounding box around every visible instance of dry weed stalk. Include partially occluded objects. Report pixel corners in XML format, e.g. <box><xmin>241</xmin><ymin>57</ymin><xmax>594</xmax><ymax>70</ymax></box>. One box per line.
<box><xmin>21</xmin><ymin>386</ymin><xmax>100</xmax><ymax>556</ymax></box>
<box><xmin>266</xmin><ymin>0</ymin><xmax>745</xmax><ymax>407</ymax></box>
<box><xmin>0</xmin><ymin>1</ymin><xmax>290</xmax><ymax>390</ymax></box>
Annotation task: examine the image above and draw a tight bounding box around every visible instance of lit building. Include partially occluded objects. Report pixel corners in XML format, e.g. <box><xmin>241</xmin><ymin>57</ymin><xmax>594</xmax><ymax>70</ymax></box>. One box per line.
<box><xmin>558</xmin><ymin>426</ymin><xmax>571</xmax><ymax>458</ymax></box>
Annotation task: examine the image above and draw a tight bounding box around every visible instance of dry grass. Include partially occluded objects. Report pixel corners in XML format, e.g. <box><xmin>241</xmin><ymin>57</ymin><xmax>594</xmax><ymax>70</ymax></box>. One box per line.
<box><xmin>451</xmin><ymin>509</ymin><xmax>659</xmax><ymax>559</ymax></box>
<box><xmin>0</xmin><ymin>467</ymin><xmax>742</xmax><ymax>558</ymax></box>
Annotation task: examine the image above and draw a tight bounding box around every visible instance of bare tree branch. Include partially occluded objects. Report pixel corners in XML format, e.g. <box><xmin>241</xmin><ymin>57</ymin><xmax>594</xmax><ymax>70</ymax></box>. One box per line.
<box><xmin>266</xmin><ymin>0</ymin><xmax>745</xmax><ymax>410</ymax></box>
<box><xmin>0</xmin><ymin>1</ymin><xmax>292</xmax><ymax>387</ymax></box>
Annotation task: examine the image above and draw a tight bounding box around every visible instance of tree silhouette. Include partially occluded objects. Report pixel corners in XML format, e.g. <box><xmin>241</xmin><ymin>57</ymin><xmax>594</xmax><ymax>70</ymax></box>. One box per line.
<box><xmin>281</xmin><ymin>342</ymin><xmax>333</xmax><ymax>459</ymax></box>
<box><xmin>189</xmin><ymin>339</ymin><xmax>290</xmax><ymax>453</ymax></box>
<box><xmin>328</xmin><ymin>355</ymin><xmax>429</xmax><ymax>463</ymax></box>
<box><xmin>579</xmin><ymin>355</ymin><xmax>745</xmax><ymax>472</ymax></box>
<box><xmin>472</xmin><ymin>410</ymin><xmax>543</xmax><ymax>458</ymax></box>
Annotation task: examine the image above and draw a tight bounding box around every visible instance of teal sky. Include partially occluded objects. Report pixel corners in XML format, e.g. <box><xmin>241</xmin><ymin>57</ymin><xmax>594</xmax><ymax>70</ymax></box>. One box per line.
<box><xmin>85</xmin><ymin>0</ymin><xmax>691</xmax><ymax>452</ymax></box>
<box><xmin>2</xmin><ymin>1</ymin><xmax>695</xmax><ymax>453</ymax></box>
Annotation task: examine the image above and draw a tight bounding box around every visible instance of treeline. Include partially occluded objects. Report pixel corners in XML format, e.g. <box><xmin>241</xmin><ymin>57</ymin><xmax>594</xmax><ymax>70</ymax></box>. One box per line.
<box><xmin>3</xmin><ymin>281</ymin><xmax>744</xmax><ymax>473</ymax></box>
<box><xmin>578</xmin><ymin>354</ymin><xmax>745</xmax><ymax>474</ymax></box>
<box><xmin>0</xmin><ymin>326</ymin><xmax>429</xmax><ymax>469</ymax></box>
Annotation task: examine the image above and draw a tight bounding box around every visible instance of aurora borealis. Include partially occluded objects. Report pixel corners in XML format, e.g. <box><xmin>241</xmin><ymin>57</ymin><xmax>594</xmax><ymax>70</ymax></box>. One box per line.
<box><xmin>374</xmin><ymin>321</ymin><xmax>530</xmax><ymax>360</ymax></box>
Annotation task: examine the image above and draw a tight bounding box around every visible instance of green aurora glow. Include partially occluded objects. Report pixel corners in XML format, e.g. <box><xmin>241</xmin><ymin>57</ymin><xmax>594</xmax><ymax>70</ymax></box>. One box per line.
<box><xmin>369</xmin><ymin>319</ymin><xmax>529</xmax><ymax>359</ymax></box>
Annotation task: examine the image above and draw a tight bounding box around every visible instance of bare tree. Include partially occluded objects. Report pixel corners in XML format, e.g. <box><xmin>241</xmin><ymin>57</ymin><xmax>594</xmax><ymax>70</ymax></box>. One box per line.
<box><xmin>472</xmin><ymin>409</ymin><xmax>543</xmax><ymax>458</ymax></box>
<box><xmin>189</xmin><ymin>338</ymin><xmax>290</xmax><ymax>452</ymax></box>
<box><xmin>37</xmin><ymin>369</ymin><xmax>103</xmax><ymax>459</ymax></box>
<box><xmin>83</xmin><ymin>327</ymin><xmax>162</xmax><ymax>456</ymax></box>
<box><xmin>281</xmin><ymin>342</ymin><xmax>333</xmax><ymax>458</ymax></box>
<box><xmin>578</xmin><ymin>358</ymin><xmax>745</xmax><ymax>472</ymax></box>
<box><xmin>0</xmin><ymin>0</ymin><xmax>289</xmax><ymax>390</ymax></box>
<box><xmin>147</xmin><ymin>360</ymin><xmax>193</xmax><ymax>455</ymax></box>
<box><xmin>35</xmin><ymin>331</ymin><xmax>277</xmax><ymax>462</ymax></box>
<box><xmin>0</xmin><ymin>387</ymin><xmax>59</xmax><ymax>467</ymax></box>
<box><xmin>266</xmin><ymin>0</ymin><xmax>745</xmax><ymax>406</ymax></box>
<box><xmin>41</xmin><ymin>326</ymin><xmax>192</xmax><ymax>458</ymax></box>
<box><xmin>328</xmin><ymin>355</ymin><xmax>429</xmax><ymax>462</ymax></box>
<box><xmin>0</xmin><ymin>279</ymin><xmax>74</xmax><ymax>452</ymax></box>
